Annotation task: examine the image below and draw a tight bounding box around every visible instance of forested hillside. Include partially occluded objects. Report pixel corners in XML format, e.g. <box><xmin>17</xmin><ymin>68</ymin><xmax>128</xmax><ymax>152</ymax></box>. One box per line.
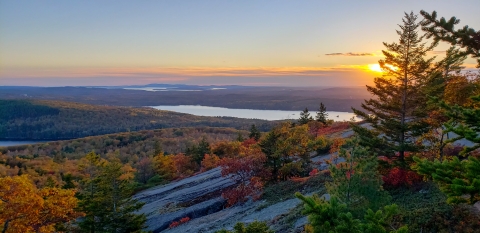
<box><xmin>0</xmin><ymin>86</ymin><xmax>371</xmax><ymax>112</ymax></box>
<box><xmin>0</xmin><ymin>127</ymin><xmax>246</xmax><ymax>160</ymax></box>
<box><xmin>0</xmin><ymin>99</ymin><xmax>275</xmax><ymax>140</ymax></box>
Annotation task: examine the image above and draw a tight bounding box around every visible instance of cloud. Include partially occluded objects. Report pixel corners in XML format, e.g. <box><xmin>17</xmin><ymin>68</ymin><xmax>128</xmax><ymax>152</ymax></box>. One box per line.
<box><xmin>325</xmin><ymin>52</ymin><xmax>376</xmax><ymax>56</ymax></box>
<box><xmin>429</xmin><ymin>51</ymin><xmax>446</xmax><ymax>55</ymax></box>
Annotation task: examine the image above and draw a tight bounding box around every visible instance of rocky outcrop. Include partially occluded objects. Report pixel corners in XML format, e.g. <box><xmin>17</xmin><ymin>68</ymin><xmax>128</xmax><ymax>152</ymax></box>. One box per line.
<box><xmin>134</xmin><ymin>167</ymin><xmax>236</xmax><ymax>232</ymax></box>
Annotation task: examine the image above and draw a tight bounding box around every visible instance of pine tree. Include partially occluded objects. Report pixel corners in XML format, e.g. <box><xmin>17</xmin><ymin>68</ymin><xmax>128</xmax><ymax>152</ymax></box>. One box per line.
<box><xmin>315</xmin><ymin>102</ymin><xmax>328</xmax><ymax>125</ymax></box>
<box><xmin>295</xmin><ymin>194</ymin><xmax>407</xmax><ymax>233</ymax></box>
<box><xmin>436</xmin><ymin>94</ymin><xmax>480</xmax><ymax>155</ymax></box>
<box><xmin>215</xmin><ymin>221</ymin><xmax>274</xmax><ymax>233</ymax></box>
<box><xmin>352</xmin><ymin>12</ymin><xmax>435</xmax><ymax>163</ymax></box>
<box><xmin>97</xmin><ymin>159</ymin><xmax>146</xmax><ymax>232</ymax></box>
<box><xmin>326</xmin><ymin>137</ymin><xmax>390</xmax><ymax>218</ymax></box>
<box><xmin>419</xmin><ymin>47</ymin><xmax>467</xmax><ymax>160</ymax></box>
<box><xmin>420</xmin><ymin>10</ymin><xmax>480</xmax><ymax>67</ymax></box>
<box><xmin>299</xmin><ymin>107</ymin><xmax>313</xmax><ymax>125</ymax></box>
<box><xmin>186</xmin><ymin>137</ymin><xmax>211</xmax><ymax>165</ymax></box>
<box><xmin>77</xmin><ymin>152</ymin><xmax>106</xmax><ymax>233</ymax></box>
<box><xmin>414</xmin><ymin>156</ymin><xmax>480</xmax><ymax>205</ymax></box>
<box><xmin>77</xmin><ymin>152</ymin><xmax>146</xmax><ymax>232</ymax></box>
<box><xmin>249</xmin><ymin>124</ymin><xmax>261</xmax><ymax>141</ymax></box>
<box><xmin>236</xmin><ymin>132</ymin><xmax>245</xmax><ymax>142</ymax></box>
<box><xmin>258</xmin><ymin>130</ymin><xmax>281</xmax><ymax>182</ymax></box>
<box><xmin>154</xmin><ymin>141</ymin><xmax>163</xmax><ymax>156</ymax></box>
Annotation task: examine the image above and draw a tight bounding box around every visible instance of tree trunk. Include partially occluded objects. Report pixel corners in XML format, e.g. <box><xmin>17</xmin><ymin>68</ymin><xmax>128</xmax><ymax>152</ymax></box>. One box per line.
<box><xmin>2</xmin><ymin>220</ymin><xmax>9</xmax><ymax>233</ymax></box>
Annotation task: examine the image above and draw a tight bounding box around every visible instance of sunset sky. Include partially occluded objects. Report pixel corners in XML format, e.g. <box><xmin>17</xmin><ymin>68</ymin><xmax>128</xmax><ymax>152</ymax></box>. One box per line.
<box><xmin>1</xmin><ymin>1</ymin><xmax>479</xmax><ymax>87</ymax></box>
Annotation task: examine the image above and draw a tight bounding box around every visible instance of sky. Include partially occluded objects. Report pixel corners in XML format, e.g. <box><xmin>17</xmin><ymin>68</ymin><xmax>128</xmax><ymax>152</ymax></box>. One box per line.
<box><xmin>1</xmin><ymin>1</ymin><xmax>479</xmax><ymax>87</ymax></box>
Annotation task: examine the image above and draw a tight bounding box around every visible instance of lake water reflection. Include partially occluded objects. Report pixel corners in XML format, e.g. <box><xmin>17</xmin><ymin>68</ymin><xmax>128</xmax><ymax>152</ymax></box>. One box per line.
<box><xmin>150</xmin><ymin>105</ymin><xmax>360</xmax><ymax>121</ymax></box>
<box><xmin>0</xmin><ymin>141</ymin><xmax>46</xmax><ymax>147</ymax></box>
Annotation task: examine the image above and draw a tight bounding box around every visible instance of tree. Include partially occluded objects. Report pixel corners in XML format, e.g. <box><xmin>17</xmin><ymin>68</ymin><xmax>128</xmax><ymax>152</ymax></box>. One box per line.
<box><xmin>96</xmin><ymin>159</ymin><xmax>146</xmax><ymax>232</ymax></box>
<box><xmin>326</xmin><ymin>138</ymin><xmax>390</xmax><ymax>218</ymax></box>
<box><xmin>420</xmin><ymin>10</ymin><xmax>480</xmax><ymax>67</ymax></box>
<box><xmin>259</xmin><ymin>123</ymin><xmax>325</xmax><ymax>181</ymax></box>
<box><xmin>0</xmin><ymin>175</ymin><xmax>81</xmax><ymax>233</ymax></box>
<box><xmin>154</xmin><ymin>152</ymin><xmax>176</xmax><ymax>181</ymax></box>
<box><xmin>215</xmin><ymin>221</ymin><xmax>274</xmax><ymax>233</ymax></box>
<box><xmin>315</xmin><ymin>102</ymin><xmax>328</xmax><ymax>124</ymax></box>
<box><xmin>299</xmin><ymin>108</ymin><xmax>313</xmax><ymax>125</ymax></box>
<box><xmin>352</xmin><ymin>12</ymin><xmax>435</xmax><ymax>164</ymax></box>
<box><xmin>77</xmin><ymin>153</ymin><xmax>146</xmax><ymax>232</ymax></box>
<box><xmin>413</xmin><ymin>156</ymin><xmax>480</xmax><ymax>205</ymax></box>
<box><xmin>419</xmin><ymin>10</ymin><xmax>480</xmax><ymax>156</ymax></box>
<box><xmin>186</xmin><ymin>137</ymin><xmax>211</xmax><ymax>165</ymax></box>
<box><xmin>220</xmin><ymin>146</ymin><xmax>267</xmax><ymax>206</ymax></box>
<box><xmin>136</xmin><ymin>156</ymin><xmax>155</xmax><ymax>184</ymax></box>
<box><xmin>201</xmin><ymin>154</ymin><xmax>220</xmax><ymax>171</ymax></box>
<box><xmin>249</xmin><ymin>124</ymin><xmax>261</xmax><ymax>141</ymax></box>
<box><xmin>418</xmin><ymin>47</ymin><xmax>470</xmax><ymax>160</ymax></box>
<box><xmin>77</xmin><ymin>152</ymin><xmax>106</xmax><ymax>233</ymax></box>
<box><xmin>295</xmin><ymin>195</ymin><xmax>407</xmax><ymax>233</ymax></box>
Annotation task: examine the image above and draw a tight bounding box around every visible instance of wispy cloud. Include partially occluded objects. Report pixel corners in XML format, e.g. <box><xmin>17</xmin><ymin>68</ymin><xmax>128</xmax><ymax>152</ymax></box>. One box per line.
<box><xmin>325</xmin><ymin>52</ymin><xmax>376</xmax><ymax>56</ymax></box>
<box><xmin>429</xmin><ymin>51</ymin><xmax>446</xmax><ymax>55</ymax></box>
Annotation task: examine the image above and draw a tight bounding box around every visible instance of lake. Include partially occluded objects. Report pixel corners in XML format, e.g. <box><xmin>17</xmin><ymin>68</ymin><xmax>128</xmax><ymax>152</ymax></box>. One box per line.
<box><xmin>150</xmin><ymin>105</ymin><xmax>361</xmax><ymax>121</ymax></box>
<box><xmin>0</xmin><ymin>141</ymin><xmax>46</xmax><ymax>147</ymax></box>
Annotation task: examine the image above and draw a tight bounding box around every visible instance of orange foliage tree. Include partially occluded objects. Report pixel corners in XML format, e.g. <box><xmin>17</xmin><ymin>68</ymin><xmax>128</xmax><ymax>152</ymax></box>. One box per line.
<box><xmin>219</xmin><ymin>142</ymin><xmax>269</xmax><ymax>206</ymax></box>
<box><xmin>0</xmin><ymin>175</ymin><xmax>82</xmax><ymax>233</ymax></box>
<box><xmin>201</xmin><ymin>154</ymin><xmax>220</xmax><ymax>172</ymax></box>
<box><xmin>173</xmin><ymin>153</ymin><xmax>198</xmax><ymax>178</ymax></box>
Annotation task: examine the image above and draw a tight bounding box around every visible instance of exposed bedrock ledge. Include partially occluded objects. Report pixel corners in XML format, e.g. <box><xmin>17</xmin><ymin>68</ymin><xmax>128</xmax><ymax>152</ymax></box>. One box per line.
<box><xmin>134</xmin><ymin>167</ymin><xmax>236</xmax><ymax>232</ymax></box>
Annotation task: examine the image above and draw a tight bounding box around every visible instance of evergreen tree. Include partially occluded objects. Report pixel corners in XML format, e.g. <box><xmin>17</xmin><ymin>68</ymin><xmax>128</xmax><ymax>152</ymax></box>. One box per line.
<box><xmin>186</xmin><ymin>137</ymin><xmax>211</xmax><ymax>165</ymax></box>
<box><xmin>236</xmin><ymin>132</ymin><xmax>245</xmax><ymax>142</ymax></box>
<box><xmin>215</xmin><ymin>221</ymin><xmax>274</xmax><ymax>233</ymax></box>
<box><xmin>420</xmin><ymin>10</ymin><xmax>480</xmax><ymax>67</ymax></box>
<box><xmin>315</xmin><ymin>102</ymin><xmax>328</xmax><ymax>124</ymax></box>
<box><xmin>326</xmin><ymin>138</ymin><xmax>390</xmax><ymax>218</ymax></box>
<box><xmin>61</xmin><ymin>173</ymin><xmax>76</xmax><ymax>189</ymax></box>
<box><xmin>77</xmin><ymin>152</ymin><xmax>106</xmax><ymax>233</ymax></box>
<box><xmin>154</xmin><ymin>141</ymin><xmax>163</xmax><ymax>156</ymax></box>
<box><xmin>258</xmin><ymin>130</ymin><xmax>281</xmax><ymax>182</ymax></box>
<box><xmin>249</xmin><ymin>124</ymin><xmax>261</xmax><ymax>141</ymax></box>
<box><xmin>414</xmin><ymin>156</ymin><xmax>480</xmax><ymax>205</ymax></box>
<box><xmin>418</xmin><ymin>47</ymin><xmax>467</xmax><ymax>160</ymax></box>
<box><xmin>77</xmin><ymin>152</ymin><xmax>146</xmax><ymax>232</ymax></box>
<box><xmin>295</xmin><ymin>195</ymin><xmax>407</xmax><ymax>233</ymax></box>
<box><xmin>97</xmin><ymin>159</ymin><xmax>146</xmax><ymax>232</ymax></box>
<box><xmin>352</xmin><ymin>12</ymin><xmax>435</xmax><ymax>163</ymax></box>
<box><xmin>299</xmin><ymin>107</ymin><xmax>313</xmax><ymax>125</ymax></box>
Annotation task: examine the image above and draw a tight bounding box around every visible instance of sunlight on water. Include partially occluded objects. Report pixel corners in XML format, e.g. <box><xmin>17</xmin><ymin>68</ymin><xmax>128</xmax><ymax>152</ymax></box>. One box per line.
<box><xmin>150</xmin><ymin>105</ymin><xmax>361</xmax><ymax>121</ymax></box>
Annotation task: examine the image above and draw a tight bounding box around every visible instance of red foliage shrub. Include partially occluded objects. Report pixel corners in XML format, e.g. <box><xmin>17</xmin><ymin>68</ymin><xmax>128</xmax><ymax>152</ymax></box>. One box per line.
<box><xmin>169</xmin><ymin>216</ymin><xmax>191</xmax><ymax>228</ymax></box>
<box><xmin>382</xmin><ymin>167</ymin><xmax>423</xmax><ymax>187</ymax></box>
<box><xmin>309</xmin><ymin>168</ymin><xmax>319</xmax><ymax>177</ymax></box>
<box><xmin>222</xmin><ymin>177</ymin><xmax>263</xmax><ymax>206</ymax></box>
<box><xmin>179</xmin><ymin>217</ymin><xmax>190</xmax><ymax>224</ymax></box>
<box><xmin>220</xmin><ymin>151</ymin><xmax>268</xmax><ymax>206</ymax></box>
<box><xmin>241</xmin><ymin>138</ymin><xmax>257</xmax><ymax>148</ymax></box>
<box><xmin>316</xmin><ymin>122</ymin><xmax>350</xmax><ymax>136</ymax></box>
<box><xmin>169</xmin><ymin>221</ymin><xmax>180</xmax><ymax>228</ymax></box>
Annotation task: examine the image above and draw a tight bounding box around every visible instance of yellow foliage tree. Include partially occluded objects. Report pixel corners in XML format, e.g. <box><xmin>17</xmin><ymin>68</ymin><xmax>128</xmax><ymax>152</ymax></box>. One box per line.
<box><xmin>0</xmin><ymin>175</ymin><xmax>82</xmax><ymax>233</ymax></box>
<box><xmin>154</xmin><ymin>153</ymin><xmax>176</xmax><ymax>180</ymax></box>
<box><xmin>201</xmin><ymin>154</ymin><xmax>220</xmax><ymax>171</ymax></box>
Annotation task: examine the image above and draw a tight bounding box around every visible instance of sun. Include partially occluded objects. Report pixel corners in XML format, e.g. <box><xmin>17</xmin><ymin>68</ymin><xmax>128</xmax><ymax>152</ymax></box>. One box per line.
<box><xmin>368</xmin><ymin>64</ymin><xmax>383</xmax><ymax>72</ymax></box>
<box><xmin>368</xmin><ymin>64</ymin><xmax>398</xmax><ymax>72</ymax></box>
